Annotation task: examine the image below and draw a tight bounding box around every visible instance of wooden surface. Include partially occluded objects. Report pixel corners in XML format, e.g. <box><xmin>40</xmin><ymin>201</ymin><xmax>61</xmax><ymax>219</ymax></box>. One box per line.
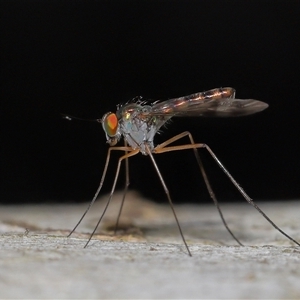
<box><xmin>0</xmin><ymin>191</ymin><xmax>300</xmax><ymax>299</ymax></box>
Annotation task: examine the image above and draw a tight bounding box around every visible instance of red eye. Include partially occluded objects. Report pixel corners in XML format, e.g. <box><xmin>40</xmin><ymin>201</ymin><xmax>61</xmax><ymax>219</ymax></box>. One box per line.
<box><xmin>103</xmin><ymin>113</ymin><xmax>118</xmax><ymax>136</ymax></box>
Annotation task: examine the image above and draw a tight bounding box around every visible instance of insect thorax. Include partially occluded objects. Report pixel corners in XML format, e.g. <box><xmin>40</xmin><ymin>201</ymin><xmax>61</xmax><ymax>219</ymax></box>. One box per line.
<box><xmin>116</xmin><ymin>103</ymin><xmax>169</xmax><ymax>154</ymax></box>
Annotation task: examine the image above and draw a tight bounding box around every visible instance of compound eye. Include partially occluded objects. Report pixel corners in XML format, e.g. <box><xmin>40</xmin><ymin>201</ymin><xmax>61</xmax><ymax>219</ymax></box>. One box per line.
<box><xmin>102</xmin><ymin>112</ymin><xmax>118</xmax><ymax>137</ymax></box>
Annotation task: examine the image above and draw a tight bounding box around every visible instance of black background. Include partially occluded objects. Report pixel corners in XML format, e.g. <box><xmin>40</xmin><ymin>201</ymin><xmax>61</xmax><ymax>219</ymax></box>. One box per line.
<box><xmin>1</xmin><ymin>0</ymin><xmax>300</xmax><ymax>204</ymax></box>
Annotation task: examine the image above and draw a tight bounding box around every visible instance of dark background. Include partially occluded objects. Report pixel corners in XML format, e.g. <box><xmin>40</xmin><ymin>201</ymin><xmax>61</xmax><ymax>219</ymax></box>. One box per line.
<box><xmin>1</xmin><ymin>0</ymin><xmax>300</xmax><ymax>204</ymax></box>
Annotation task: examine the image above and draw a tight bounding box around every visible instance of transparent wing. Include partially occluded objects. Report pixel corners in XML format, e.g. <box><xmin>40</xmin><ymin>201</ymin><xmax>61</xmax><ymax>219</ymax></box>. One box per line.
<box><xmin>148</xmin><ymin>95</ymin><xmax>268</xmax><ymax>118</ymax></box>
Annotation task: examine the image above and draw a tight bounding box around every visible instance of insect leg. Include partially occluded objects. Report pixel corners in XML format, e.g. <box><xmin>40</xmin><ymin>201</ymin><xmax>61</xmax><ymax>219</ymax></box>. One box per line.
<box><xmin>83</xmin><ymin>148</ymin><xmax>139</xmax><ymax>248</ymax></box>
<box><xmin>154</xmin><ymin>132</ymin><xmax>300</xmax><ymax>247</ymax></box>
<box><xmin>145</xmin><ymin>143</ymin><xmax>192</xmax><ymax>256</ymax></box>
<box><xmin>204</xmin><ymin>143</ymin><xmax>300</xmax><ymax>247</ymax></box>
<box><xmin>114</xmin><ymin>140</ymin><xmax>130</xmax><ymax>234</ymax></box>
<box><xmin>155</xmin><ymin>132</ymin><xmax>242</xmax><ymax>246</ymax></box>
<box><xmin>68</xmin><ymin>146</ymin><xmax>133</xmax><ymax>238</ymax></box>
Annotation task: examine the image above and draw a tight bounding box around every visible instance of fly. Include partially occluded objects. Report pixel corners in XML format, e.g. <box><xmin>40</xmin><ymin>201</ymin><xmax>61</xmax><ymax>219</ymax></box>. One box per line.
<box><xmin>64</xmin><ymin>87</ymin><xmax>299</xmax><ymax>256</ymax></box>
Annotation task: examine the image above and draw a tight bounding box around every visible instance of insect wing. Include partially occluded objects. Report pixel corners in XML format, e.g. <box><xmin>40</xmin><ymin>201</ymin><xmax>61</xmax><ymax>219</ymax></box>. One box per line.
<box><xmin>149</xmin><ymin>96</ymin><xmax>268</xmax><ymax>117</ymax></box>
